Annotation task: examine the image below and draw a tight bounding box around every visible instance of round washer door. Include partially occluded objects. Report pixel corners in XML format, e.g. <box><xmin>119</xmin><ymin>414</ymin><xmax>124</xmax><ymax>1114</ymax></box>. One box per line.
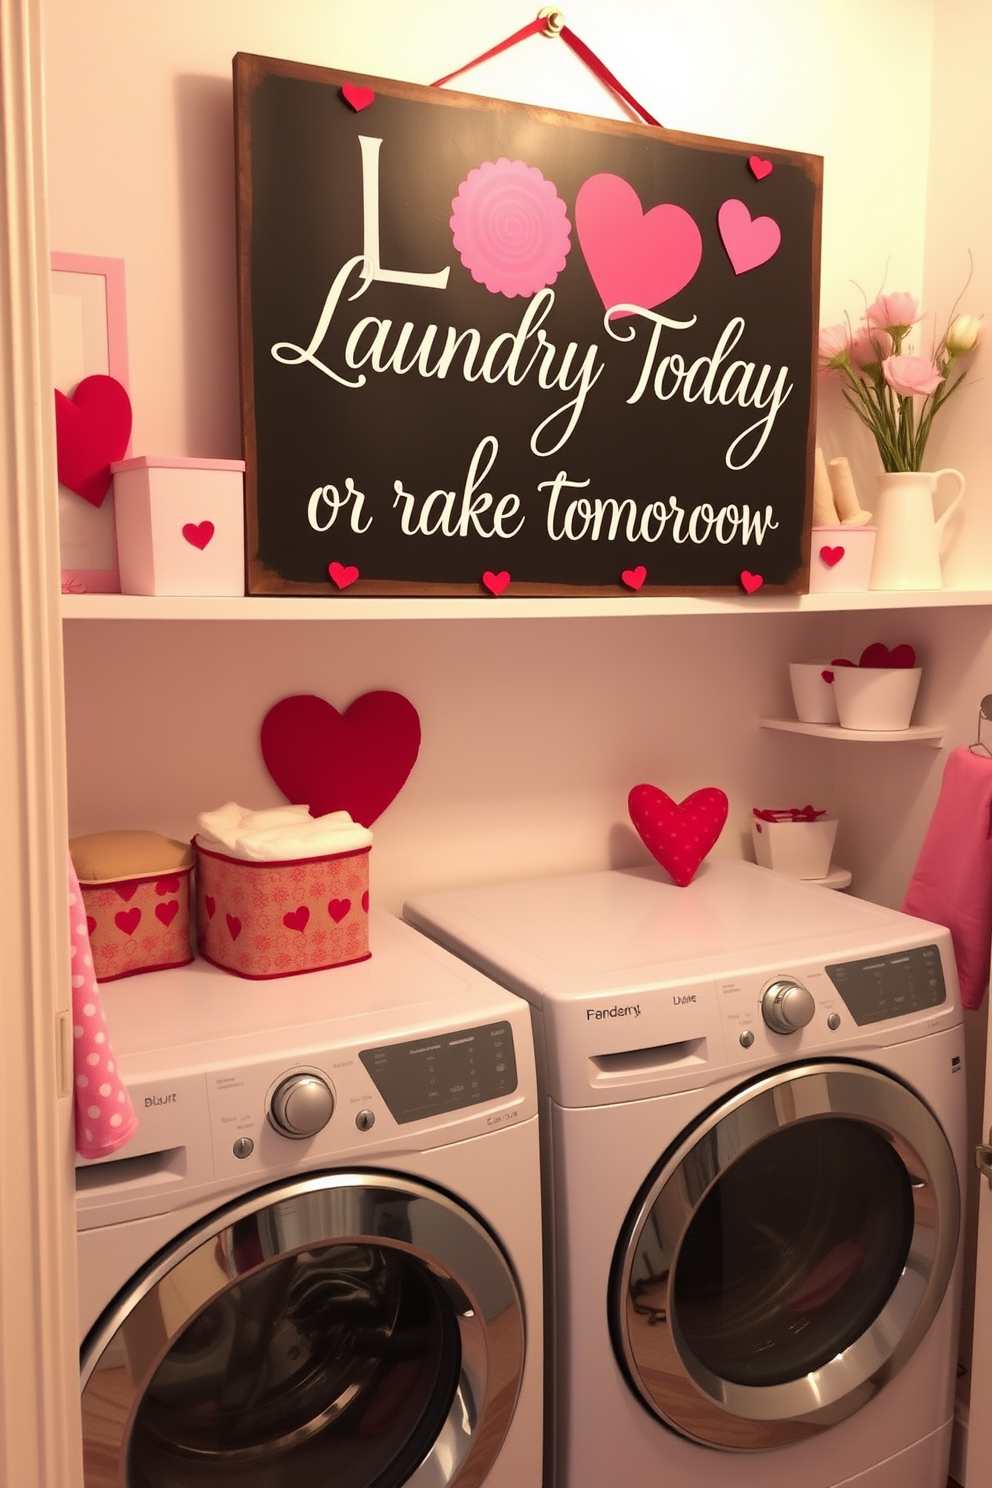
<box><xmin>612</xmin><ymin>1061</ymin><xmax>959</xmax><ymax>1451</ymax></box>
<box><xmin>81</xmin><ymin>1171</ymin><xmax>525</xmax><ymax>1488</ymax></box>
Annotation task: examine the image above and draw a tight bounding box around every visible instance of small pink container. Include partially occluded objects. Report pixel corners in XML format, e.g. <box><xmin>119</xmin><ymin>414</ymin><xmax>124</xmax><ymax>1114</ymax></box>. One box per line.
<box><xmin>194</xmin><ymin>842</ymin><xmax>371</xmax><ymax>979</ymax></box>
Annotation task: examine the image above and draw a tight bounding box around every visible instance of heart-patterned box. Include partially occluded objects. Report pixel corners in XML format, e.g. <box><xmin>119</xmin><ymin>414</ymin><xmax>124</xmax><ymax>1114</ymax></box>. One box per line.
<box><xmin>807</xmin><ymin>524</ymin><xmax>876</xmax><ymax>594</ymax></box>
<box><xmin>111</xmin><ymin>456</ymin><xmax>246</xmax><ymax>596</ymax></box>
<box><xmin>70</xmin><ymin>830</ymin><xmax>195</xmax><ymax>982</ymax></box>
<box><xmin>194</xmin><ymin>842</ymin><xmax>371</xmax><ymax>979</ymax></box>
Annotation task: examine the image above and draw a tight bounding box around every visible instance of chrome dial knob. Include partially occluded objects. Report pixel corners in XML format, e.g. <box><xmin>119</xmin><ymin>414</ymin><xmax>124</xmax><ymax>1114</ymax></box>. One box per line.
<box><xmin>761</xmin><ymin>979</ymin><xmax>815</xmax><ymax>1035</ymax></box>
<box><xmin>269</xmin><ymin>1072</ymin><xmax>334</xmax><ymax>1138</ymax></box>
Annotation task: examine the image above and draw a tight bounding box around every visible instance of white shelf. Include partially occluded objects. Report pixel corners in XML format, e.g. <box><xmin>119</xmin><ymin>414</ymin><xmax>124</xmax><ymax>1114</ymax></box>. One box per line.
<box><xmin>60</xmin><ymin>589</ymin><xmax>992</xmax><ymax>622</ymax></box>
<box><xmin>760</xmin><ymin>717</ymin><xmax>945</xmax><ymax>746</ymax></box>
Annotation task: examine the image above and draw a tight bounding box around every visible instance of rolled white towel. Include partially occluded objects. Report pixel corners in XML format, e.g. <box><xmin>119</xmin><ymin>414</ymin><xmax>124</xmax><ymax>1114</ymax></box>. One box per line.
<box><xmin>813</xmin><ymin>447</ymin><xmax>838</xmax><ymax>525</ymax></box>
<box><xmin>196</xmin><ymin>803</ymin><xmax>372</xmax><ymax>861</ymax></box>
<box><xmin>196</xmin><ymin>802</ymin><xmax>311</xmax><ymax>853</ymax></box>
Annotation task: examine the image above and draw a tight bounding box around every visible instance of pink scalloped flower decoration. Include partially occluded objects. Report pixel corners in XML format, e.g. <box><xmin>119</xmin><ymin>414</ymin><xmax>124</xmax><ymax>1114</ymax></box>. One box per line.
<box><xmin>450</xmin><ymin>158</ymin><xmax>572</xmax><ymax>299</ymax></box>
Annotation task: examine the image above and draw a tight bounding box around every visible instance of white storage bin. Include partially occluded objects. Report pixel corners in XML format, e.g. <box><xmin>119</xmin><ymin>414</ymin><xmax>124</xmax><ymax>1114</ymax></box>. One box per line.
<box><xmin>751</xmin><ymin>815</ymin><xmax>838</xmax><ymax>879</ymax></box>
<box><xmin>112</xmin><ymin>456</ymin><xmax>245</xmax><ymax>596</ymax></box>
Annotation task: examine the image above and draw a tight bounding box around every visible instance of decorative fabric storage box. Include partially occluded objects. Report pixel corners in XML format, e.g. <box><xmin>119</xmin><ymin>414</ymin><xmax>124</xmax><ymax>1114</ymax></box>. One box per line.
<box><xmin>70</xmin><ymin>830</ymin><xmax>194</xmax><ymax>982</ymax></box>
<box><xmin>195</xmin><ymin>842</ymin><xmax>371</xmax><ymax>978</ymax></box>
<box><xmin>111</xmin><ymin>455</ymin><xmax>246</xmax><ymax>596</ymax></box>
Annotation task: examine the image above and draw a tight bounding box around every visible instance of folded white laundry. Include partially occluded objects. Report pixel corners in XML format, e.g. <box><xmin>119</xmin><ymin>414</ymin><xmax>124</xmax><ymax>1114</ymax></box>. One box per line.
<box><xmin>195</xmin><ymin>802</ymin><xmax>372</xmax><ymax>860</ymax></box>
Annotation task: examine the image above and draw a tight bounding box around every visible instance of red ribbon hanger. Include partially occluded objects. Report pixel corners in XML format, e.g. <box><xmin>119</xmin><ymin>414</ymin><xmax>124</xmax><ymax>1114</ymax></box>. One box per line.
<box><xmin>431</xmin><ymin>7</ymin><xmax>663</xmax><ymax>129</ymax></box>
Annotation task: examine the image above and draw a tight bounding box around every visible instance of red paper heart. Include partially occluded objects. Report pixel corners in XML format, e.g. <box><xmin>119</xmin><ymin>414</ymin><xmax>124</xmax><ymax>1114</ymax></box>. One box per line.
<box><xmin>156</xmin><ymin>876</ymin><xmax>180</xmax><ymax>895</ymax></box>
<box><xmin>328</xmin><ymin>561</ymin><xmax>359</xmax><ymax>590</ymax></box>
<box><xmin>482</xmin><ymin>570</ymin><xmax>510</xmax><ymax>596</ymax></box>
<box><xmin>155</xmin><ymin>901</ymin><xmax>179</xmax><ymax>927</ymax></box>
<box><xmin>621</xmin><ymin>565</ymin><xmax>647</xmax><ymax>591</ymax></box>
<box><xmin>54</xmin><ymin>375</ymin><xmax>132</xmax><ymax>507</ymax></box>
<box><xmin>859</xmin><ymin>641</ymin><xmax>916</xmax><ymax>669</ymax></box>
<box><xmin>284</xmin><ymin>906</ymin><xmax>310</xmax><ymax>932</ymax></box>
<box><xmin>361</xmin><ymin>890</ymin><xmax>370</xmax><ymax>913</ymax></box>
<box><xmin>182</xmin><ymin>521</ymin><xmax>214</xmax><ymax>550</ymax></box>
<box><xmin>261</xmin><ymin>691</ymin><xmax>421</xmax><ymax>827</ymax></box>
<box><xmin>114</xmin><ymin>907</ymin><xmax>141</xmax><ymax>936</ymax></box>
<box><xmin>821</xmin><ymin>669</ymin><xmax>834</xmax><ymax>684</ymax></box>
<box><xmin>204</xmin><ymin>895</ymin><xmax>216</xmax><ymax>919</ymax></box>
<box><xmin>328</xmin><ymin>898</ymin><xmax>351</xmax><ymax>924</ymax></box>
<box><xmin>115</xmin><ymin>881</ymin><xmax>138</xmax><ymax>901</ymax></box>
<box><xmin>748</xmin><ymin>155</ymin><xmax>773</xmax><ymax>180</ymax></box>
<box><xmin>831</xmin><ymin>657</ymin><xmax>856</xmax><ymax>668</ymax></box>
<box><xmin>86</xmin><ymin>915</ymin><xmax>97</xmax><ymax>937</ymax></box>
<box><xmin>819</xmin><ymin>545</ymin><xmax>844</xmax><ymax>568</ymax></box>
<box><xmin>342</xmin><ymin>83</ymin><xmax>375</xmax><ymax>112</ymax></box>
<box><xmin>628</xmin><ymin>783</ymin><xmax>729</xmax><ymax>888</ymax></box>
<box><xmin>226</xmin><ymin>913</ymin><xmax>242</xmax><ymax>941</ymax></box>
<box><xmin>740</xmin><ymin>571</ymin><xmax>764</xmax><ymax>594</ymax></box>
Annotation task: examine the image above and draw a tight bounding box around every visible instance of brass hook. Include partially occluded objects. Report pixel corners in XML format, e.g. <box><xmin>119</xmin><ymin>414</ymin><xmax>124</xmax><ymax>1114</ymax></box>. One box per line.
<box><xmin>539</xmin><ymin>6</ymin><xmax>565</xmax><ymax>37</ymax></box>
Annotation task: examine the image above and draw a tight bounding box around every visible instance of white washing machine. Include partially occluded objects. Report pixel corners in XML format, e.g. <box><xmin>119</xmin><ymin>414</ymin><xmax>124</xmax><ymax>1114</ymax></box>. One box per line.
<box><xmin>76</xmin><ymin>913</ymin><xmax>543</xmax><ymax>1488</ymax></box>
<box><xmin>405</xmin><ymin>859</ymin><xmax>967</xmax><ymax>1488</ymax></box>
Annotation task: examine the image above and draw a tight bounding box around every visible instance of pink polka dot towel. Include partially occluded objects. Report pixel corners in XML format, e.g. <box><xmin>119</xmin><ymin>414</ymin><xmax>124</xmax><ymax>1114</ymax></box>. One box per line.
<box><xmin>69</xmin><ymin>856</ymin><xmax>139</xmax><ymax>1159</ymax></box>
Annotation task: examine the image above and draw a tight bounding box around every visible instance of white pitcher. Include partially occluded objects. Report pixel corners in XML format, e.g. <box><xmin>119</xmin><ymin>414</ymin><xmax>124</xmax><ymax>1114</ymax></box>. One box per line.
<box><xmin>868</xmin><ymin>468</ymin><xmax>965</xmax><ymax>591</ymax></box>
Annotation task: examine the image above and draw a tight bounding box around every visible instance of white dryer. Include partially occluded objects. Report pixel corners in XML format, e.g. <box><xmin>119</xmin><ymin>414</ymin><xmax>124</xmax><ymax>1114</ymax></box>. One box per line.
<box><xmin>405</xmin><ymin>859</ymin><xmax>966</xmax><ymax>1488</ymax></box>
<box><xmin>76</xmin><ymin>913</ymin><xmax>543</xmax><ymax>1488</ymax></box>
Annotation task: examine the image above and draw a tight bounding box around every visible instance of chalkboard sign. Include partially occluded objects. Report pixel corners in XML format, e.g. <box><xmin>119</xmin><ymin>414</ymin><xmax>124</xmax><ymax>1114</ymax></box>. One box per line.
<box><xmin>234</xmin><ymin>53</ymin><xmax>822</xmax><ymax>597</ymax></box>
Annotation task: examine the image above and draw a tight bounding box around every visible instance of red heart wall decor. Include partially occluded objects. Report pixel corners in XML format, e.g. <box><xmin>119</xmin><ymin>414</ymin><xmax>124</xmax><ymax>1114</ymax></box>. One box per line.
<box><xmin>54</xmin><ymin>374</ymin><xmax>132</xmax><ymax>507</ymax></box>
<box><xmin>628</xmin><ymin>783</ymin><xmax>729</xmax><ymax>888</ymax></box>
<box><xmin>261</xmin><ymin>691</ymin><xmax>421</xmax><ymax>827</ymax></box>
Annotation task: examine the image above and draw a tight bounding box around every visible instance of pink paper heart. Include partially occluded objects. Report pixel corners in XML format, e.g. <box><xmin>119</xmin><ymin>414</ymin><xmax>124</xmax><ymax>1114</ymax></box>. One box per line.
<box><xmin>204</xmin><ymin>895</ymin><xmax>216</xmax><ymax>919</ymax></box>
<box><xmin>226</xmin><ymin>913</ymin><xmax>242</xmax><ymax>941</ymax></box>
<box><xmin>621</xmin><ymin>565</ymin><xmax>647</xmax><ymax>591</ymax></box>
<box><xmin>54</xmin><ymin>375</ymin><xmax>132</xmax><ymax>507</ymax></box>
<box><xmin>283</xmin><ymin>906</ymin><xmax>310</xmax><ymax>932</ymax></box>
<box><xmin>628</xmin><ymin>783</ymin><xmax>729</xmax><ymax>888</ymax></box>
<box><xmin>328</xmin><ymin>561</ymin><xmax>359</xmax><ymax>590</ymax></box>
<box><xmin>155</xmin><ymin>900</ymin><xmax>179</xmax><ymax>927</ymax></box>
<box><xmin>182</xmin><ymin>521</ymin><xmax>214</xmax><ymax>550</ymax></box>
<box><xmin>859</xmin><ymin>641</ymin><xmax>916</xmax><ymax>669</ymax></box>
<box><xmin>575</xmin><ymin>174</ymin><xmax>703</xmax><ymax>318</ymax></box>
<box><xmin>341</xmin><ymin>83</ymin><xmax>375</xmax><ymax>112</ymax></box>
<box><xmin>819</xmin><ymin>545</ymin><xmax>844</xmax><ymax>568</ymax></box>
<box><xmin>328</xmin><ymin>898</ymin><xmax>351</xmax><ymax>924</ymax></box>
<box><xmin>114</xmin><ymin>907</ymin><xmax>141</xmax><ymax>936</ymax></box>
<box><xmin>748</xmin><ymin>155</ymin><xmax>773</xmax><ymax>180</ymax></box>
<box><xmin>740</xmin><ymin>571</ymin><xmax>764</xmax><ymax>594</ymax></box>
<box><xmin>717</xmin><ymin>198</ymin><xmax>781</xmax><ymax>275</ymax></box>
<box><xmin>482</xmin><ymin>570</ymin><xmax>510</xmax><ymax>596</ymax></box>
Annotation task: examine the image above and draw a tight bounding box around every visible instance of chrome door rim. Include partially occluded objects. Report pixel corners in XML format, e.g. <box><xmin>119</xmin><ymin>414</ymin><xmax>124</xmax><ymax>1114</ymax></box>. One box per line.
<box><xmin>81</xmin><ymin>1171</ymin><xmax>525</xmax><ymax>1487</ymax></box>
<box><xmin>613</xmin><ymin>1061</ymin><xmax>959</xmax><ymax>1450</ymax></box>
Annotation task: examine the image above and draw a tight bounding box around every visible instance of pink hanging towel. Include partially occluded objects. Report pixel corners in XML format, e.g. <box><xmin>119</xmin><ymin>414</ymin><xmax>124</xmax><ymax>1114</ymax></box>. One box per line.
<box><xmin>902</xmin><ymin>746</ymin><xmax>992</xmax><ymax>1010</ymax></box>
<box><xmin>68</xmin><ymin>856</ymin><xmax>139</xmax><ymax>1158</ymax></box>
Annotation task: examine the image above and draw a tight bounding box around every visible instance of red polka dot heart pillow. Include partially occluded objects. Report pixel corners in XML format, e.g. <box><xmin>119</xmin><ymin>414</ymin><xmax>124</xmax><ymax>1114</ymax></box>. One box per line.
<box><xmin>627</xmin><ymin>783</ymin><xmax>729</xmax><ymax>887</ymax></box>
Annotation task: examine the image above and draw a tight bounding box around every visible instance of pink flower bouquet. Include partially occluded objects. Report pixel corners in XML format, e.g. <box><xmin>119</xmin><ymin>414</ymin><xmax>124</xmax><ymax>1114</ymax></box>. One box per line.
<box><xmin>819</xmin><ymin>290</ymin><xmax>982</xmax><ymax>471</ymax></box>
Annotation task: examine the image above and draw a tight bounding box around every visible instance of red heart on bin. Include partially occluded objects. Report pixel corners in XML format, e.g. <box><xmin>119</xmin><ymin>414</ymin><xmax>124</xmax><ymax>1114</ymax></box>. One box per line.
<box><xmin>155</xmin><ymin>901</ymin><xmax>179</xmax><ymax>927</ymax></box>
<box><xmin>628</xmin><ymin>783</ymin><xmax>729</xmax><ymax>888</ymax></box>
<box><xmin>819</xmin><ymin>545</ymin><xmax>844</xmax><ymax>567</ymax></box>
<box><xmin>328</xmin><ymin>898</ymin><xmax>351</xmax><ymax>924</ymax></box>
<box><xmin>283</xmin><ymin>906</ymin><xmax>310</xmax><ymax>932</ymax></box>
<box><xmin>114</xmin><ymin>907</ymin><xmax>141</xmax><ymax>936</ymax></box>
<box><xmin>182</xmin><ymin>521</ymin><xmax>214</xmax><ymax>550</ymax></box>
<box><xmin>859</xmin><ymin>641</ymin><xmax>916</xmax><ymax>669</ymax></box>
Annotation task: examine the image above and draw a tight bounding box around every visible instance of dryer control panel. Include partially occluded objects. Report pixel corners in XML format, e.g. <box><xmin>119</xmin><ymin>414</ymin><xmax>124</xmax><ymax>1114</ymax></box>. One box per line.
<box><xmin>824</xmin><ymin>944</ymin><xmax>946</xmax><ymax>1025</ymax></box>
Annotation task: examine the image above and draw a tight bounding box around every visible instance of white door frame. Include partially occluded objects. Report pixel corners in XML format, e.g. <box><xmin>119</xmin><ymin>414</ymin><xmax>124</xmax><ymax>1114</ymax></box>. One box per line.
<box><xmin>0</xmin><ymin>0</ymin><xmax>84</xmax><ymax>1481</ymax></box>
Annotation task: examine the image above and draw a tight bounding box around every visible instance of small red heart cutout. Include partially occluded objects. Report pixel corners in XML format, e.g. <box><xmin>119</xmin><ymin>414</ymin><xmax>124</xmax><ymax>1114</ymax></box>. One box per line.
<box><xmin>155</xmin><ymin>901</ymin><xmax>179</xmax><ymax>927</ymax></box>
<box><xmin>748</xmin><ymin>155</ymin><xmax>773</xmax><ymax>180</ymax></box>
<box><xmin>628</xmin><ymin>783</ymin><xmax>729</xmax><ymax>888</ymax></box>
<box><xmin>86</xmin><ymin>915</ymin><xmax>97</xmax><ymax>937</ymax></box>
<box><xmin>182</xmin><ymin>521</ymin><xmax>214</xmax><ymax>550</ymax></box>
<box><xmin>329</xmin><ymin>561</ymin><xmax>360</xmax><ymax>590</ymax></box>
<box><xmin>341</xmin><ymin>83</ymin><xmax>375</xmax><ymax>112</ymax></box>
<box><xmin>328</xmin><ymin>898</ymin><xmax>351</xmax><ymax>924</ymax></box>
<box><xmin>114</xmin><ymin>907</ymin><xmax>141</xmax><ymax>936</ymax></box>
<box><xmin>482</xmin><ymin>570</ymin><xmax>511</xmax><ymax>596</ymax></box>
<box><xmin>115</xmin><ymin>881</ymin><xmax>138</xmax><ymax>901</ymax></box>
<box><xmin>283</xmin><ymin>906</ymin><xmax>310</xmax><ymax>932</ymax></box>
<box><xmin>54</xmin><ymin>375</ymin><xmax>132</xmax><ymax>507</ymax></box>
<box><xmin>226</xmin><ymin>913</ymin><xmax>242</xmax><ymax>941</ymax></box>
<box><xmin>831</xmin><ymin>657</ymin><xmax>856</xmax><ymax>668</ymax></box>
<box><xmin>819</xmin><ymin>545</ymin><xmax>844</xmax><ymax>568</ymax></box>
<box><xmin>361</xmin><ymin>890</ymin><xmax>370</xmax><ymax>913</ymax></box>
<box><xmin>859</xmin><ymin>641</ymin><xmax>916</xmax><ymax>669</ymax></box>
<box><xmin>821</xmin><ymin>669</ymin><xmax>835</xmax><ymax>684</ymax></box>
<box><xmin>204</xmin><ymin>895</ymin><xmax>216</xmax><ymax>919</ymax></box>
<box><xmin>156</xmin><ymin>876</ymin><xmax>180</xmax><ymax>895</ymax></box>
<box><xmin>740</xmin><ymin>571</ymin><xmax>764</xmax><ymax>594</ymax></box>
<box><xmin>621</xmin><ymin>565</ymin><xmax>647</xmax><ymax>591</ymax></box>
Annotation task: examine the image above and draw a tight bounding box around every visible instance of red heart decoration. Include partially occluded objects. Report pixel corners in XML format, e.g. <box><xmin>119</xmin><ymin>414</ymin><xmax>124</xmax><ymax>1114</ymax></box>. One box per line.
<box><xmin>54</xmin><ymin>375</ymin><xmax>132</xmax><ymax>507</ymax></box>
<box><xmin>819</xmin><ymin>545</ymin><xmax>844</xmax><ymax>568</ymax></box>
<box><xmin>204</xmin><ymin>895</ymin><xmax>216</xmax><ymax>919</ymax></box>
<box><xmin>628</xmin><ymin>783</ymin><xmax>729</xmax><ymax>888</ymax></box>
<box><xmin>156</xmin><ymin>876</ymin><xmax>180</xmax><ymax>895</ymax></box>
<box><xmin>831</xmin><ymin>657</ymin><xmax>856</xmax><ymax>668</ymax></box>
<box><xmin>748</xmin><ymin>155</ymin><xmax>773</xmax><ymax>180</ymax></box>
<box><xmin>482</xmin><ymin>570</ymin><xmax>510</xmax><ymax>596</ymax></box>
<box><xmin>261</xmin><ymin>691</ymin><xmax>421</xmax><ymax>827</ymax></box>
<box><xmin>183</xmin><ymin>521</ymin><xmax>214</xmax><ymax>550</ymax></box>
<box><xmin>328</xmin><ymin>898</ymin><xmax>351</xmax><ymax>924</ymax></box>
<box><xmin>226</xmin><ymin>913</ymin><xmax>242</xmax><ymax>941</ymax></box>
<box><xmin>115</xmin><ymin>881</ymin><xmax>138</xmax><ymax>901</ymax></box>
<box><xmin>576</xmin><ymin>174</ymin><xmax>703</xmax><ymax>318</ymax></box>
<box><xmin>86</xmin><ymin>915</ymin><xmax>97</xmax><ymax>937</ymax></box>
<box><xmin>740</xmin><ymin>571</ymin><xmax>764</xmax><ymax>594</ymax></box>
<box><xmin>717</xmin><ymin>199</ymin><xmax>781</xmax><ymax>275</ymax></box>
<box><xmin>283</xmin><ymin>906</ymin><xmax>310</xmax><ymax>932</ymax></box>
<box><xmin>155</xmin><ymin>901</ymin><xmax>179</xmax><ymax>927</ymax></box>
<box><xmin>859</xmin><ymin>641</ymin><xmax>916</xmax><ymax>669</ymax></box>
<box><xmin>821</xmin><ymin>669</ymin><xmax>834</xmax><ymax>684</ymax></box>
<box><xmin>114</xmin><ymin>907</ymin><xmax>141</xmax><ymax>936</ymax></box>
<box><xmin>621</xmin><ymin>565</ymin><xmax>647</xmax><ymax>591</ymax></box>
<box><xmin>361</xmin><ymin>890</ymin><xmax>370</xmax><ymax>913</ymax></box>
<box><xmin>341</xmin><ymin>83</ymin><xmax>375</xmax><ymax>112</ymax></box>
<box><xmin>328</xmin><ymin>561</ymin><xmax>360</xmax><ymax>590</ymax></box>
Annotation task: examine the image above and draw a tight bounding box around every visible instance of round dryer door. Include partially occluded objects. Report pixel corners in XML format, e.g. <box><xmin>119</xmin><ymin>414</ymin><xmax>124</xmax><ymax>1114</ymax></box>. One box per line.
<box><xmin>80</xmin><ymin>1172</ymin><xmax>524</xmax><ymax>1487</ymax></box>
<box><xmin>611</xmin><ymin>1060</ymin><xmax>960</xmax><ymax>1451</ymax></box>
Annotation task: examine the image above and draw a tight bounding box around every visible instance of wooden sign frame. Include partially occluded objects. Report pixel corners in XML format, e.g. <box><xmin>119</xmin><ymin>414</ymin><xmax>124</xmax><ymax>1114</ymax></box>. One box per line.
<box><xmin>234</xmin><ymin>52</ymin><xmax>822</xmax><ymax>598</ymax></box>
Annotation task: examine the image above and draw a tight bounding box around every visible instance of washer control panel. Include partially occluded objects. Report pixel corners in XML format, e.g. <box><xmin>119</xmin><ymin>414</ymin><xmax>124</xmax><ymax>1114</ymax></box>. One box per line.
<box><xmin>360</xmin><ymin>1020</ymin><xmax>517</xmax><ymax>1125</ymax></box>
<box><xmin>825</xmin><ymin>944</ymin><xmax>946</xmax><ymax>1025</ymax></box>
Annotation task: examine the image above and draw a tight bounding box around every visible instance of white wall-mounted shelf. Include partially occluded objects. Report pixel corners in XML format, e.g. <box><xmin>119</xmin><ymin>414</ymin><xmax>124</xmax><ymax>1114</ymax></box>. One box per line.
<box><xmin>760</xmin><ymin>718</ymin><xmax>945</xmax><ymax>747</ymax></box>
<box><xmin>60</xmin><ymin>589</ymin><xmax>992</xmax><ymax>622</ymax></box>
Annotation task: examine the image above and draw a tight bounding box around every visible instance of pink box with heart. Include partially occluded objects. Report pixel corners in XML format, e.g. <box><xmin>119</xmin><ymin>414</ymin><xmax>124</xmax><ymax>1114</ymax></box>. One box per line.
<box><xmin>807</xmin><ymin>524</ymin><xmax>876</xmax><ymax>594</ymax></box>
<box><xmin>77</xmin><ymin>868</ymin><xmax>194</xmax><ymax>983</ymax></box>
<box><xmin>194</xmin><ymin>842</ymin><xmax>371</xmax><ymax>979</ymax></box>
<box><xmin>111</xmin><ymin>456</ymin><xmax>245</xmax><ymax>596</ymax></box>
